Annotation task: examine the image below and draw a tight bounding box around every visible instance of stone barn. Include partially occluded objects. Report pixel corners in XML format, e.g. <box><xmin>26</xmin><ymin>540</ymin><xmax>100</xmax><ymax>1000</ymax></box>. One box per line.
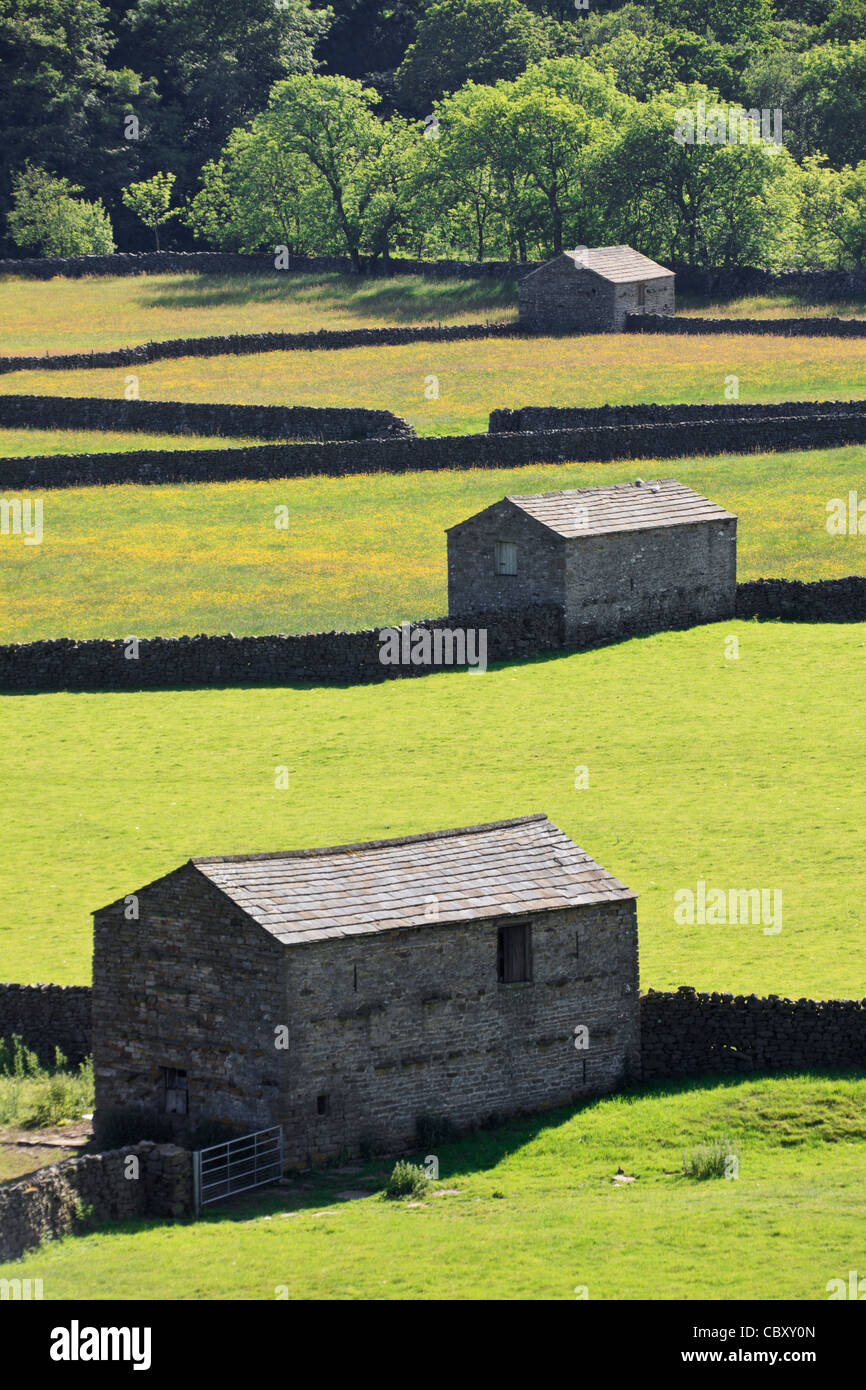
<box><xmin>447</xmin><ymin>479</ymin><xmax>737</xmax><ymax>645</ymax></box>
<box><xmin>518</xmin><ymin>245</ymin><xmax>675</xmax><ymax>332</ymax></box>
<box><xmin>92</xmin><ymin>814</ymin><xmax>640</xmax><ymax>1167</ymax></box>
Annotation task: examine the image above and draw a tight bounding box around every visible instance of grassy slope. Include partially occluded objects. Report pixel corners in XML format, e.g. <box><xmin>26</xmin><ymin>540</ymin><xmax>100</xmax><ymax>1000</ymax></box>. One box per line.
<box><xmin>0</xmin><ymin>620</ymin><xmax>863</xmax><ymax>993</ymax></box>
<box><xmin>1</xmin><ymin>446</ymin><xmax>864</xmax><ymax>643</ymax></box>
<box><xmin>0</xmin><ymin>273</ymin><xmax>520</xmax><ymax>355</ymax></box>
<box><xmin>1</xmin><ymin>1074</ymin><xmax>864</xmax><ymax>1298</ymax></box>
<box><xmin>1</xmin><ymin>333</ymin><xmax>863</xmax><ymax>437</ymax></box>
<box><xmin>678</xmin><ymin>293</ymin><xmax>866</xmax><ymax>319</ymax></box>
<box><xmin>0</xmin><ymin>429</ymin><xmax>281</xmax><ymax>457</ymax></box>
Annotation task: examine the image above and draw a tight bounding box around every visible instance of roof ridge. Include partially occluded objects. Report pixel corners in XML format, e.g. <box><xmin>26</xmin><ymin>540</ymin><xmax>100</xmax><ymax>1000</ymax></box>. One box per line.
<box><xmin>191</xmin><ymin>813</ymin><xmax>551</xmax><ymax>866</ymax></box>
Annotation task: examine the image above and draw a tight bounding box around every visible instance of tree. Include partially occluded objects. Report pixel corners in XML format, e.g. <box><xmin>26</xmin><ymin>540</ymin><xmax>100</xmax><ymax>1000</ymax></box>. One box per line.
<box><xmin>796</xmin><ymin>156</ymin><xmax>866</xmax><ymax>264</ymax></box>
<box><xmin>121</xmin><ymin>171</ymin><xmax>176</xmax><ymax>248</ymax></box>
<box><xmin>394</xmin><ymin>0</ymin><xmax>549</xmax><ymax>114</ymax></box>
<box><xmin>8</xmin><ymin>165</ymin><xmax>115</xmax><ymax>254</ymax></box>
<box><xmin>597</xmin><ymin>90</ymin><xmax>800</xmax><ymax>267</ymax></box>
<box><xmin>0</xmin><ymin>0</ymin><xmax>152</xmax><ymax>248</ymax></box>
<box><xmin>655</xmin><ymin>0</ymin><xmax>774</xmax><ymax>46</ymax></box>
<box><xmin>793</xmin><ymin>41</ymin><xmax>866</xmax><ymax>167</ymax></box>
<box><xmin>187</xmin><ymin>75</ymin><xmax>422</xmax><ymax>269</ymax></box>
<box><xmin>119</xmin><ymin>0</ymin><xmax>332</xmax><ymax>192</ymax></box>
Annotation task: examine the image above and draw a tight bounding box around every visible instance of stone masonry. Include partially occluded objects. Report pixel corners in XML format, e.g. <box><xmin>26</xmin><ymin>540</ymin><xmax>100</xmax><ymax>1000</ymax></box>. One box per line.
<box><xmin>91</xmin><ymin>815</ymin><xmax>641</xmax><ymax>1168</ymax></box>
<box><xmin>519</xmin><ymin>246</ymin><xmax>675</xmax><ymax>332</ymax></box>
<box><xmin>447</xmin><ymin>479</ymin><xmax>737</xmax><ymax>645</ymax></box>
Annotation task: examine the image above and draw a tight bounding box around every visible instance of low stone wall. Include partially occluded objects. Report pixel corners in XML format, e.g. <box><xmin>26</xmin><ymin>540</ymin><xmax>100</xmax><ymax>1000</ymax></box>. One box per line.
<box><xmin>671</xmin><ymin>263</ymin><xmax>866</xmax><ymax>301</ymax></box>
<box><xmin>641</xmin><ymin>986</ymin><xmax>866</xmax><ymax>1082</ymax></box>
<box><xmin>490</xmin><ymin>398</ymin><xmax>866</xmax><ymax>432</ymax></box>
<box><xmin>1</xmin><ymin>580</ymin><xmax>864</xmax><ymax>696</ymax></box>
<box><xmin>0</xmin><ymin>604</ymin><xmax>565</xmax><ymax>693</ymax></box>
<box><xmin>0</xmin><ymin>250</ymin><xmax>538</xmax><ymax>281</ymax></box>
<box><xmin>0</xmin><ymin>983</ymin><xmax>91</xmax><ymax>1066</ymax></box>
<box><xmin>0</xmin><ymin>1142</ymin><xmax>192</xmax><ymax>1263</ymax></box>
<box><xmin>5</xmin><ymin>409</ymin><xmax>866</xmax><ymax>489</ymax></box>
<box><xmin>628</xmin><ymin>312</ymin><xmax>866</xmax><ymax>337</ymax></box>
<box><xmin>0</xmin><ymin>322</ymin><xmax>522</xmax><ymax>375</ymax></box>
<box><xmin>0</xmin><ymin>394</ymin><xmax>412</xmax><ymax>441</ymax></box>
<box><xmin>736</xmin><ymin>576</ymin><xmax>866</xmax><ymax>622</ymax></box>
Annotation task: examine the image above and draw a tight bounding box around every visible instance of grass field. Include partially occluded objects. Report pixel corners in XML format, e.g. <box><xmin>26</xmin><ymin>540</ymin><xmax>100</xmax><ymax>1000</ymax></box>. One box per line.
<box><xmin>1</xmin><ymin>446</ymin><xmax>863</xmax><ymax>642</ymax></box>
<box><xmin>0</xmin><ymin>273</ymin><xmax>520</xmax><ymax>355</ymax></box>
<box><xmin>678</xmin><ymin>294</ymin><xmax>866</xmax><ymax>320</ymax></box>
<box><xmin>0</xmin><ymin>429</ymin><xmax>281</xmax><ymax>457</ymax></box>
<box><xmin>1</xmin><ymin>1073</ymin><xmax>863</xmax><ymax>1298</ymax></box>
<box><xmin>1</xmin><ymin>333</ymin><xmax>863</xmax><ymax>437</ymax></box>
<box><xmin>0</xmin><ymin>272</ymin><xmax>863</xmax><ymax>359</ymax></box>
<box><xmin>0</xmin><ymin>619</ymin><xmax>863</xmax><ymax>993</ymax></box>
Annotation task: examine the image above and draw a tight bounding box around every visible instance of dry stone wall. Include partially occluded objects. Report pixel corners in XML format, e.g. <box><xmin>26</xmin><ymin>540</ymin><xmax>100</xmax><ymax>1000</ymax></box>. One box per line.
<box><xmin>0</xmin><ymin>1142</ymin><xmax>192</xmax><ymax>1263</ymax></box>
<box><xmin>641</xmin><ymin>987</ymin><xmax>866</xmax><ymax>1081</ymax></box>
<box><xmin>6</xmin><ymin>410</ymin><xmax>866</xmax><ymax>491</ymax></box>
<box><xmin>0</xmin><ymin>394</ymin><xmax>412</xmax><ymax>441</ymax></box>
<box><xmin>628</xmin><ymin>312</ymin><xmax>866</xmax><ymax>337</ymax></box>
<box><xmin>490</xmin><ymin>399</ymin><xmax>866</xmax><ymax>432</ymax></box>
<box><xmin>0</xmin><ymin>983</ymin><xmax>91</xmax><ymax>1066</ymax></box>
<box><xmin>0</xmin><ymin>322</ymin><xmax>522</xmax><ymax>375</ymax></box>
<box><xmin>0</xmin><ymin>604</ymin><xmax>565</xmax><ymax>694</ymax></box>
<box><xmin>0</xmin><ymin>250</ymin><xmax>538</xmax><ymax>280</ymax></box>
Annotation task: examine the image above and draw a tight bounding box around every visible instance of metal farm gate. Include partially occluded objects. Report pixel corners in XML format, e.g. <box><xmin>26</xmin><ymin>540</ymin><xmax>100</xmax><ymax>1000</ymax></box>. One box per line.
<box><xmin>193</xmin><ymin>1125</ymin><xmax>283</xmax><ymax>1213</ymax></box>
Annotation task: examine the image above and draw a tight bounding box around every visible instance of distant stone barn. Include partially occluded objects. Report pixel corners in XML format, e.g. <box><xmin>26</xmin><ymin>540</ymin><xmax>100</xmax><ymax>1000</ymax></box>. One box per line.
<box><xmin>518</xmin><ymin>245</ymin><xmax>675</xmax><ymax>332</ymax></box>
<box><xmin>92</xmin><ymin>815</ymin><xmax>640</xmax><ymax>1167</ymax></box>
<box><xmin>447</xmin><ymin>479</ymin><xmax>737</xmax><ymax>646</ymax></box>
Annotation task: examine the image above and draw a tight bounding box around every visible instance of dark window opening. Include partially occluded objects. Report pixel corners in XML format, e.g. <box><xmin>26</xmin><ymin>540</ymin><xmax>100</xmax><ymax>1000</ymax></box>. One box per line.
<box><xmin>497</xmin><ymin>923</ymin><xmax>532</xmax><ymax>983</ymax></box>
<box><xmin>636</xmin><ymin>283</ymin><xmax>646</xmax><ymax>308</ymax></box>
<box><xmin>353</xmin><ymin>964</ymin><xmax>358</xmax><ymax>992</ymax></box>
<box><xmin>316</xmin><ymin>1094</ymin><xmax>330</xmax><ymax>1116</ymax></box>
<box><xmin>575</xmin><ymin>930</ymin><xmax>580</xmax><ymax>958</ymax></box>
<box><xmin>160</xmin><ymin>1066</ymin><xmax>188</xmax><ymax>1115</ymax></box>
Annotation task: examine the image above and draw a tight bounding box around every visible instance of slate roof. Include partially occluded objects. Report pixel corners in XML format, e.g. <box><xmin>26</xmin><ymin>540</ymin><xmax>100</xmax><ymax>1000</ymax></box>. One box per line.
<box><xmin>505</xmin><ymin>479</ymin><xmax>736</xmax><ymax>539</ymax></box>
<box><xmin>561</xmin><ymin>245</ymin><xmax>673</xmax><ymax>283</ymax></box>
<box><xmin>190</xmin><ymin>814</ymin><xmax>635</xmax><ymax>945</ymax></box>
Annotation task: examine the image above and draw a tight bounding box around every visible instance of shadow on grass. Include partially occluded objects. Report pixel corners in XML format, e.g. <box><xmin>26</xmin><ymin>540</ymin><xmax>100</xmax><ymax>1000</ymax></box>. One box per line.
<box><xmin>142</xmin><ymin>272</ymin><xmax>519</xmax><ymax>322</ymax></box>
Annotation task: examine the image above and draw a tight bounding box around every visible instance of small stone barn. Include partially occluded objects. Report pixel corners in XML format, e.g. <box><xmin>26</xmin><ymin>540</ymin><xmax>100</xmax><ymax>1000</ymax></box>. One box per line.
<box><xmin>92</xmin><ymin>814</ymin><xmax>639</xmax><ymax>1166</ymax></box>
<box><xmin>518</xmin><ymin>245</ymin><xmax>675</xmax><ymax>332</ymax></box>
<box><xmin>447</xmin><ymin>479</ymin><xmax>737</xmax><ymax>645</ymax></box>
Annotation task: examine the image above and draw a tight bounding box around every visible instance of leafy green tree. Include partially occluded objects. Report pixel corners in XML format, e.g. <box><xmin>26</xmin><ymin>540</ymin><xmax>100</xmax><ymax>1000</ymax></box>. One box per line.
<box><xmin>7</xmin><ymin>165</ymin><xmax>116</xmax><ymax>254</ymax></box>
<box><xmin>655</xmin><ymin>0</ymin><xmax>774</xmax><ymax>45</ymax></box>
<box><xmin>121</xmin><ymin>171</ymin><xmax>176</xmax><ymax>248</ymax></box>
<box><xmin>597</xmin><ymin>90</ymin><xmax>800</xmax><ymax>267</ymax></box>
<box><xmin>588</xmin><ymin>32</ymin><xmax>676</xmax><ymax>98</ymax></box>
<box><xmin>120</xmin><ymin>0</ymin><xmax>332</xmax><ymax>191</ymax></box>
<box><xmin>796</xmin><ymin>156</ymin><xmax>866</xmax><ymax>264</ymax></box>
<box><xmin>0</xmin><ymin>0</ymin><xmax>151</xmax><ymax>247</ymax></box>
<box><xmin>820</xmin><ymin>0</ymin><xmax>866</xmax><ymax>39</ymax></box>
<box><xmin>793</xmin><ymin>41</ymin><xmax>866</xmax><ymax>166</ymax></box>
<box><xmin>394</xmin><ymin>0</ymin><xmax>550</xmax><ymax>113</ymax></box>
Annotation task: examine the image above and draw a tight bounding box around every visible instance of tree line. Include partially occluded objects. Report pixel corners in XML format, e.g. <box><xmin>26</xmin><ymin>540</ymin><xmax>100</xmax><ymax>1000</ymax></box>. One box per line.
<box><xmin>2</xmin><ymin>0</ymin><xmax>866</xmax><ymax>267</ymax></box>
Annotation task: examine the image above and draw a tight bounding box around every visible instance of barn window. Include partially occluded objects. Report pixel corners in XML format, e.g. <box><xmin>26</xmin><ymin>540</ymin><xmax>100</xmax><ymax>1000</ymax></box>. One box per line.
<box><xmin>317</xmin><ymin>1094</ymin><xmax>330</xmax><ymax>1116</ymax></box>
<box><xmin>497</xmin><ymin>923</ymin><xmax>532</xmax><ymax>983</ymax></box>
<box><xmin>636</xmin><ymin>282</ymin><xmax>646</xmax><ymax>307</ymax></box>
<box><xmin>161</xmin><ymin>1066</ymin><xmax>188</xmax><ymax>1115</ymax></box>
<box><xmin>495</xmin><ymin>541</ymin><xmax>518</xmax><ymax>576</ymax></box>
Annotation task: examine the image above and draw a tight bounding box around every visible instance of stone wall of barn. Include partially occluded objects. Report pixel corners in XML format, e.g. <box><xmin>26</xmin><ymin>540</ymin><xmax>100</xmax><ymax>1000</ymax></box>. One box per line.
<box><xmin>274</xmin><ymin>900</ymin><xmax>641</xmax><ymax>1166</ymax></box>
<box><xmin>91</xmin><ymin>866</ymin><xmax>287</xmax><ymax>1139</ymax></box>
<box><xmin>0</xmin><ymin>983</ymin><xmax>92</xmax><ymax>1066</ymax></box>
<box><xmin>613</xmin><ymin>277</ymin><xmax>675</xmax><ymax>330</ymax></box>
<box><xmin>561</xmin><ymin>518</ymin><xmax>737</xmax><ymax>644</ymax></box>
<box><xmin>446</xmin><ymin>501</ymin><xmax>565</xmax><ymax>616</ymax></box>
<box><xmin>518</xmin><ymin>261</ymin><xmax>616</xmax><ymax>332</ymax></box>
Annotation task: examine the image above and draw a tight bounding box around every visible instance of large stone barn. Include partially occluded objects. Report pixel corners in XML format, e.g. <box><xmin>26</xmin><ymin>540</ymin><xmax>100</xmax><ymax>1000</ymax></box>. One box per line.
<box><xmin>92</xmin><ymin>814</ymin><xmax>640</xmax><ymax>1167</ymax></box>
<box><xmin>518</xmin><ymin>245</ymin><xmax>675</xmax><ymax>332</ymax></box>
<box><xmin>447</xmin><ymin>479</ymin><xmax>737</xmax><ymax>646</ymax></box>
